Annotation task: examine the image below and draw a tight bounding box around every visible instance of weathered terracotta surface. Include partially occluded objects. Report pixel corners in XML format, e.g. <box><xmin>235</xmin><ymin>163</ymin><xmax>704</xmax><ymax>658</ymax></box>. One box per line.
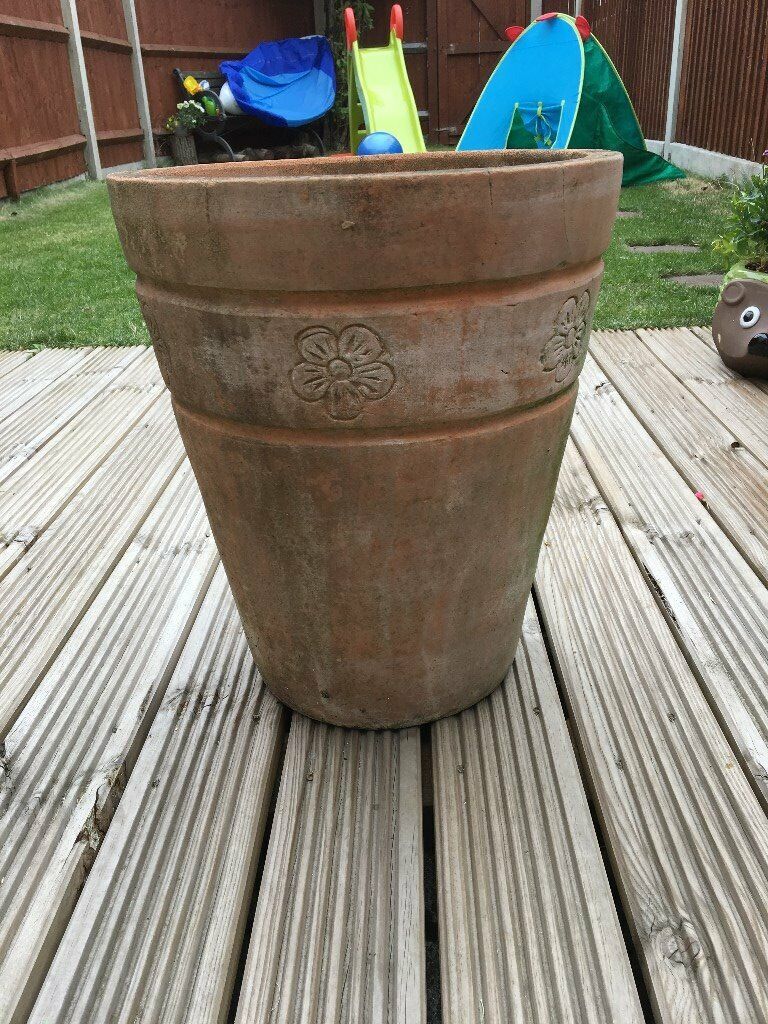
<box><xmin>109</xmin><ymin>150</ymin><xmax>622</xmax><ymax>728</ymax></box>
<box><xmin>713</xmin><ymin>278</ymin><xmax>768</xmax><ymax>378</ymax></box>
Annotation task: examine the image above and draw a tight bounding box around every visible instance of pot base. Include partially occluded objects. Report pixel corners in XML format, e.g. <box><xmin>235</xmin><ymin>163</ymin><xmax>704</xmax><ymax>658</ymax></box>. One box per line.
<box><xmin>174</xmin><ymin>386</ymin><xmax>575</xmax><ymax>729</ymax></box>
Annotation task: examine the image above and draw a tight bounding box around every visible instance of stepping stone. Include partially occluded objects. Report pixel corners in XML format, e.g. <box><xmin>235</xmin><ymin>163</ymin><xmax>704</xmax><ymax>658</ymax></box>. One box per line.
<box><xmin>616</xmin><ymin>210</ymin><xmax>640</xmax><ymax>218</ymax></box>
<box><xmin>666</xmin><ymin>273</ymin><xmax>724</xmax><ymax>288</ymax></box>
<box><xmin>628</xmin><ymin>243</ymin><xmax>700</xmax><ymax>254</ymax></box>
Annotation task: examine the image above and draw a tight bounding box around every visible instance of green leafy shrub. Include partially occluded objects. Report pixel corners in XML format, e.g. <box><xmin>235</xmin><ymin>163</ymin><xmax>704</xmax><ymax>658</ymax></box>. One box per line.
<box><xmin>713</xmin><ymin>173</ymin><xmax>768</xmax><ymax>273</ymax></box>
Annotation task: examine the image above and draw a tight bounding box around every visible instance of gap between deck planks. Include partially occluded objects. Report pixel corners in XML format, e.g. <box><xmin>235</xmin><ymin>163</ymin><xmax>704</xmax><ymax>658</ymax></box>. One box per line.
<box><xmin>0</xmin><ymin>460</ymin><xmax>219</xmax><ymax>1023</ymax></box>
<box><xmin>0</xmin><ymin>349</ymin><xmax>34</xmax><ymax>382</ymax></box>
<box><xmin>589</xmin><ymin>330</ymin><xmax>768</xmax><ymax>586</ymax></box>
<box><xmin>29</xmin><ymin>567</ymin><xmax>286</xmax><ymax>1024</ymax></box>
<box><xmin>572</xmin><ymin>354</ymin><xmax>768</xmax><ymax>808</ymax></box>
<box><xmin>0</xmin><ymin>348</ymin><xmax>159</xmax><ymax>570</ymax></box>
<box><xmin>636</xmin><ymin>327</ymin><xmax>768</xmax><ymax>471</ymax></box>
<box><xmin>0</xmin><ymin>348</ymin><xmax>96</xmax><ymax>429</ymax></box>
<box><xmin>0</xmin><ymin>393</ymin><xmax>184</xmax><ymax>738</ymax></box>
<box><xmin>0</xmin><ymin>346</ymin><xmax>144</xmax><ymax>487</ymax></box>
<box><xmin>235</xmin><ymin>715</ymin><xmax>424</xmax><ymax>1023</ymax></box>
<box><xmin>536</xmin><ymin>438</ymin><xmax>768</xmax><ymax>1024</ymax></box>
<box><xmin>433</xmin><ymin>600</ymin><xmax>643</xmax><ymax>1024</ymax></box>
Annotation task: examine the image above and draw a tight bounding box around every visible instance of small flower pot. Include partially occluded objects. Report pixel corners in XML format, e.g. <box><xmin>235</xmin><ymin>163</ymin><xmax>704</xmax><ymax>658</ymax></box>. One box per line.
<box><xmin>169</xmin><ymin>129</ymin><xmax>197</xmax><ymax>166</ymax></box>
<box><xmin>108</xmin><ymin>150</ymin><xmax>621</xmax><ymax>728</ymax></box>
<box><xmin>712</xmin><ymin>263</ymin><xmax>768</xmax><ymax>378</ymax></box>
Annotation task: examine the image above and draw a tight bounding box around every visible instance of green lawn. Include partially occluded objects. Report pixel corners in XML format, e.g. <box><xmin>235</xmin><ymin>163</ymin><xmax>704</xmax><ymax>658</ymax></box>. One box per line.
<box><xmin>600</xmin><ymin>175</ymin><xmax>731</xmax><ymax>329</ymax></box>
<box><xmin>0</xmin><ymin>173</ymin><xmax>732</xmax><ymax>349</ymax></box>
<box><xmin>0</xmin><ymin>182</ymin><xmax>148</xmax><ymax>349</ymax></box>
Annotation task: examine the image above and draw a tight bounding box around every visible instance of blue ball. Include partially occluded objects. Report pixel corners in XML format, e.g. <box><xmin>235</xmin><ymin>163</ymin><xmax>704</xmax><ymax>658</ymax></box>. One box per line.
<box><xmin>357</xmin><ymin>132</ymin><xmax>403</xmax><ymax>156</ymax></box>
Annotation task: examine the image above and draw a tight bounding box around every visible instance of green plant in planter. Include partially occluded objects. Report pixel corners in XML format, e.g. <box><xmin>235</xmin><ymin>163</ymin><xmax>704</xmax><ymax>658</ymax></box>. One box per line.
<box><xmin>165</xmin><ymin>100</ymin><xmax>207</xmax><ymax>134</ymax></box>
<box><xmin>713</xmin><ymin>173</ymin><xmax>768</xmax><ymax>274</ymax></box>
<box><xmin>711</xmin><ymin>169</ymin><xmax>768</xmax><ymax>378</ymax></box>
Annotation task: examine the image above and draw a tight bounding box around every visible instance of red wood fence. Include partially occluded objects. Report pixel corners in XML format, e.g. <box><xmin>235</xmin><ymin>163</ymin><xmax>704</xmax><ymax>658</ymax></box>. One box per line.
<box><xmin>677</xmin><ymin>0</ymin><xmax>768</xmax><ymax>164</ymax></box>
<box><xmin>0</xmin><ymin>0</ymin><xmax>314</xmax><ymax>199</ymax></box>
<box><xmin>1</xmin><ymin>0</ymin><xmax>767</xmax><ymax>200</ymax></box>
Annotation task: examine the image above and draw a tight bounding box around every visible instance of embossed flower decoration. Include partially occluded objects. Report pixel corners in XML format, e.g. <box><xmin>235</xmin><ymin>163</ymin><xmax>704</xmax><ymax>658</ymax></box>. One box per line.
<box><xmin>540</xmin><ymin>291</ymin><xmax>592</xmax><ymax>382</ymax></box>
<box><xmin>290</xmin><ymin>325</ymin><xmax>395</xmax><ymax>421</ymax></box>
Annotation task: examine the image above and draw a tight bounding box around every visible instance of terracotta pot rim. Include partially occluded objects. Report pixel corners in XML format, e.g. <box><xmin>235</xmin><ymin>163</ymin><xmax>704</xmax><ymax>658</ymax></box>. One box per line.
<box><xmin>107</xmin><ymin>148</ymin><xmax>622</xmax><ymax>188</ymax></box>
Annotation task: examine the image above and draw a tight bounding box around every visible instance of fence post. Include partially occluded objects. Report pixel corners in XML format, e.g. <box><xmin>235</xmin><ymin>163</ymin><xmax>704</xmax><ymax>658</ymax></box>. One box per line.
<box><xmin>59</xmin><ymin>0</ymin><xmax>102</xmax><ymax>180</ymax></box>
<box><xmin>530</xmin><ymin>1</ymin><xmax>542</xmax><ymax>18</ymax></box>
<box><xmin>313</xmin><ymin>0</ymin><xmax>327</xmax><ymax>34</ymax></box>
<box><xmin>573</xmin><ymin>0</ymin><xmax>582</xmax><ymax>15</ymax></box>
<box><xmin>121</xmin><ymin>0</ymin><xmax>157</xmax><ymax>168</ymax></box>
<box><xmin>664</xmin><ymin>0</ymin><xmax>688</xmax><ymax>160</ymax></box>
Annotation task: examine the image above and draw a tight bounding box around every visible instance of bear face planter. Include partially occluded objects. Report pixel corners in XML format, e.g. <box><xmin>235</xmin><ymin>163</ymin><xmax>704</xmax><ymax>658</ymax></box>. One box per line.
<box><xmin>108</xmin><ymin>150</ymin><xmax>622</xmax><ymax>728</ymax></box>
<box><xmin>712</xmin><ymin>265</ymin><xmax>768</xmax><ymax>379</ymax></box>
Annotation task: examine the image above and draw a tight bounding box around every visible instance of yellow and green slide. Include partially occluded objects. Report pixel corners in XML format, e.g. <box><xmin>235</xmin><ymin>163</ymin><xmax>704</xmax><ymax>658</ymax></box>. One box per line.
<box><xmin>345</xmin><ymin>5</ymin><xmax>426</xmax><ymax>154</ymax></box>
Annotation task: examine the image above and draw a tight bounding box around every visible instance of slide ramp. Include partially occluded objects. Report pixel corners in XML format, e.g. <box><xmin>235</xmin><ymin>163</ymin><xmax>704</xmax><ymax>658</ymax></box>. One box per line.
<box><xmin>346</xmin><ymin>5</ymin><xmax>425</xmax><ymax>154</ymax></box>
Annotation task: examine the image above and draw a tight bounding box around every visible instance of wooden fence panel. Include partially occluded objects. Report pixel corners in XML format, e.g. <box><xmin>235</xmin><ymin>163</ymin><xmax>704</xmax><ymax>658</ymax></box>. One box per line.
<box><xmin>677</xmin><ymin>0</ymin><xmax>768</xmax><ymax>162</ymax></box>
<box><xmin>435</xmin><ymin>0</ymin><xmax>528</xmax><ymax>138</ymax></box>
<box><xmin>135</xmin><ymin>0</ymin><xmax>314</xmax><ymax>133</ymax></box>
<box><xmin>0</xmin><ymin>0</ymin><xmax>315</xmax><ymax>198</ymax></box>
<box><xmin>0</xmin><ymin>2</ymin><xmax>84</xmax><ymax>199</ymax></box>
<box><xmin>542</xmin><ymin>1</ymin><xmax>576</xmax><ymax>13</ymax></box>
<box><xmin>581</xmin><ymin>0</ymin><xmax>674</xmax><ymax>141</ymax></box>
<box><xmin>77</xmin><ymin>0</ymin><xmax>143</xmax><ymax>168</ymax></box>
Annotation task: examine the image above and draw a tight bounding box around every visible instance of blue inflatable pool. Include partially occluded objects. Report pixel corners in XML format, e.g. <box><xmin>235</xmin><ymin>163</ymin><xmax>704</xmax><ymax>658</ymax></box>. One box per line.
<box><xmin>220</xmin><ymin>36</ymin><xmax>336</xmax><ymax>128</ymax></box>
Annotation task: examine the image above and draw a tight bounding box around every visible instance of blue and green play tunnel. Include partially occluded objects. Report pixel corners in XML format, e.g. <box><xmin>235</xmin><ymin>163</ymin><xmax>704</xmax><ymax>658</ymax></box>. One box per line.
<box><xmin>457</xmin><ymin>13</ymin><xmax>683</xmax><ymax>187</ymax></box>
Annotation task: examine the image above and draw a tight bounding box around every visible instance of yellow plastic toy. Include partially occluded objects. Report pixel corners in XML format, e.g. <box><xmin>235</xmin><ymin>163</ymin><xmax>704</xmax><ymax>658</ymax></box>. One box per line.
<box><xmin>345</xmin><ymin>5</ymin><xmax>425</xmax><ymax>155</ymax></box>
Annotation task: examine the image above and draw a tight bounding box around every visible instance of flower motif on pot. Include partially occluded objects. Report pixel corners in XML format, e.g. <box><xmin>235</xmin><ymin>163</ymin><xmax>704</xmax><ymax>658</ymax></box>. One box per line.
<box><xmin>290</xmin><ymin>325</ymin><xmax>396</xmax><ymax>421</ymax></box>
<box><xmin>540</xmin><ymin>291</ymin><xmax>592</xmax><ymax>382</ymax></box>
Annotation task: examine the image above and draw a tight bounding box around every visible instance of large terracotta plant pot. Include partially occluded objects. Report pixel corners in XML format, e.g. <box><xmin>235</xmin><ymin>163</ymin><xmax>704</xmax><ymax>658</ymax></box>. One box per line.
<box><xmin>108</xmin><ymin>150</ymin><xmax>622</xmax><ymax>728</ymax></box>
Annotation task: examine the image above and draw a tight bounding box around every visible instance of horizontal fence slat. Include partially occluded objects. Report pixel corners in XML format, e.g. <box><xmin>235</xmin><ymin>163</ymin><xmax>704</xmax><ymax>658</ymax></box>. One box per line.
<box><xmin>0</xmin><ymin>14</ymin><xmax>68</xmax><ymax>41</ymax></box>
<box><xmin>80</xmin><ymin>29</ymin><xmax>132</xmax><ymax>53</ymax></box>
<box><xmin>0</xmin><ymin>133</ymin><xmax>85</xmax><ymax>165</ymax></box>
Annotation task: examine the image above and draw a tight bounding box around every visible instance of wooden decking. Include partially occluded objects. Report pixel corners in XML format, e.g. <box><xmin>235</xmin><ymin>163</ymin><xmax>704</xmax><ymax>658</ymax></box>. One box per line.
<box><xmin>0</xmin><ymin>328</ymin><xmax>767</xmax><ymax>1024</ymax></box>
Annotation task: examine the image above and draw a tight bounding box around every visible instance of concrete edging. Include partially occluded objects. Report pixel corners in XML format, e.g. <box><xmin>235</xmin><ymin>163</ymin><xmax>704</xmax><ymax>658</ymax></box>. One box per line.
<box><xmin>647</xmin><ymin>140</ymin><xmax>762</xmax><ymax>181</ymax></box>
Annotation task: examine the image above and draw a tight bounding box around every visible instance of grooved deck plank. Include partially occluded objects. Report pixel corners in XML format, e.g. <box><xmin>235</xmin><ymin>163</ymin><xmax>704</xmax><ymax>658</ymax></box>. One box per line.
<box><xmin>590</xmin><ymin>330</ymin><xmax>768</xmax><ymax>585</ymax></box>
<box><xmin>235</xmin><ymin>718</ymin><xmax>424</xmax><ymax>1024</ymax></box>
<box><xmin>0</xmin><ymin>394</ymin><xmax>183</xmax><ymax>738</ymax></box>
<box><xmin>635</xmin><ymin>327</ymin><xmax>768</xmax><ymax>470</ymax></box>
<box><xmin>535</xmin><ymin>439</ymin><xmax>768</xmax><ymax>1024</ymax></box>
<box><xmin>573</xmin><ymin>356</ymin><xmax>768</xmax><ymax>806</ymax></box>
<box><xmin>0</xmin><ymin>349</ymin><xmax>162</xmax><ymax>576</ymax></box>
<box><xmin>0</xmin><ymin>461</ymin><xmax>218</xmax><ymax>1024</ymax></box>
<box><xmin>29</xmin><ymin>567</ymin><xmax>285</xmax><ymax>1024</ymax></box>
<box><xmin>0</xmin><ymin>350</ymin><xmax>33</xmax><ymax>381</ymax></box>
<box><xmin>0</xmin><ymin>348</ymin><xmax>93</xmax><ymax>427</ymax></box>
<box><xmin>0</xmin><ymin>346</ymin><xmax>145</xmax><ymax>487</ymax></box>
<box><xmin>433</xmin><ymin>600</ymin><xmax>643</xmax><ymax>1024</ymax></box>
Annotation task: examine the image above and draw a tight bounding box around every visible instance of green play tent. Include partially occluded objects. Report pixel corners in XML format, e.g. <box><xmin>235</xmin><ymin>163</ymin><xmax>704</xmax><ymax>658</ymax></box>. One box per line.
<box><xmin>458</xmin><ymin>13</ymin><xmax>683</xmax><ymax>187</ymax></box>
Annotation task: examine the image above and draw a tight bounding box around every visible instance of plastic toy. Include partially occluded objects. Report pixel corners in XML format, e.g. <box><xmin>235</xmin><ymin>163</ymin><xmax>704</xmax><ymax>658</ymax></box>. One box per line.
<box><xmin>457</xmin><ymin>12</ymin><xmax>683</xmax><ymax>187</ymax></box>
<box><xmin>358</xmin><ymin>131</ymin><xmax>404</xmax><ymax>156</ymax></box>
<box><xmin>220</xmin><ymin>36</ymin><xmax>336</xmax><ymax>128</ymax></box>
<box><xmin>181</xmin><ymin>74</ymin><xmax>202</xmax><ymax>96</ymax></box>
<box><xmin>345</xmin><ymin>5</ymin><xmax>425</xmax><ymax>155</ymax></box>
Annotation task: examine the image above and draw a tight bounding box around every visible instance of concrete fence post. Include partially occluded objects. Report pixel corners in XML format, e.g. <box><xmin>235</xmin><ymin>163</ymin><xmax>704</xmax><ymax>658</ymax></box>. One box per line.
<box><xmin>59</xmin><ymin>0</ymin><xmax>102</xmax><ymax>180</ymax></box>
<box><xmin>664</xmin><ymin>0</ymin><xmax>688</xmax><ymax>161</ymax></box>
<box><xmin>121</xmin><ymin>0</ymin><xmax>157</xmax><ymax>168</ymax></box>
<box><xmin>530</xmin><ymin>1</ymin><xmax>543</xmax><ymax>19</ymax></box>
